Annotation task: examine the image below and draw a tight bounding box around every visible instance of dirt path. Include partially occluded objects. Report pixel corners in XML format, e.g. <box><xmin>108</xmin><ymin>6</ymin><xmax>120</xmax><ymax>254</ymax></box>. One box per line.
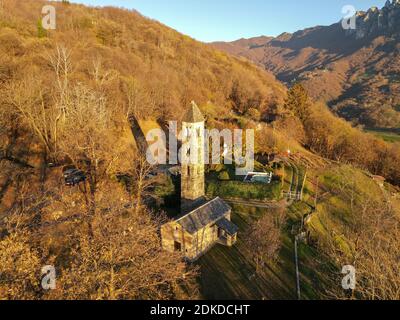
<box><xmin>223</xmin><ymin>198</ymin><xmax>285</xmax><ymax>209</ymax></box>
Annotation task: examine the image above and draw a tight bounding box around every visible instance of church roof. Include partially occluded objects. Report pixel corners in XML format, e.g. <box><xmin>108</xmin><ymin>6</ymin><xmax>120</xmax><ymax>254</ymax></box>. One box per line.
<box><xmin>177</xmin><ymin>197</ymin><xmax>231</xmax><ymax>234</ymax></box>
<box><xmin>182</xmin><ymin>101</ymin><xmax>205</xmax><ymax>123</ymax></box>
<box><xmin>216</xmin><ymin>218</ymin><xmax>239</xmax><ymax>236</ymax></box>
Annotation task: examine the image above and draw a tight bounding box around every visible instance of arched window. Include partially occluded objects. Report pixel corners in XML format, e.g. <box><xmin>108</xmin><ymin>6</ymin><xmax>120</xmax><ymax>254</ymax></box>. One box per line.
<box><xmin>184</xmin><ymin>127</ymin><xmax>191</xmax><ymax>139</ymax></box>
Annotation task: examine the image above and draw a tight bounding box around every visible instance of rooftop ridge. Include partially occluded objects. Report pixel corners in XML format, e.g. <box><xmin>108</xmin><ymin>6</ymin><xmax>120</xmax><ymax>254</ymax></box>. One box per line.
<box><xmin>182</xmin><ymin>101</ymin><xmax>205</xmax><ymax>123</ymax></box>
<box><xmin>175</xmin><ymin>197</ymin><xmax>221</xmax><ymax>223</ymax></box>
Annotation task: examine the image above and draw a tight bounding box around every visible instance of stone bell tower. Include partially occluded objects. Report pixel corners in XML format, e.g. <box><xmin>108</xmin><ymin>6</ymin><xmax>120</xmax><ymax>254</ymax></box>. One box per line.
<box><xmin>181</xmin><ymin>101</ymin><xmax>205</xmax><ymax>207</ymax></box>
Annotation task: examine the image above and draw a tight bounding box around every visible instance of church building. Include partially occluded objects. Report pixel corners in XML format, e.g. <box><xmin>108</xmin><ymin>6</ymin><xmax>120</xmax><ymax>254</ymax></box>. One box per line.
<box><xmin>161</xmin><ymin>102</ymin><xmax>238</xmax><ymax>261</ymax></box>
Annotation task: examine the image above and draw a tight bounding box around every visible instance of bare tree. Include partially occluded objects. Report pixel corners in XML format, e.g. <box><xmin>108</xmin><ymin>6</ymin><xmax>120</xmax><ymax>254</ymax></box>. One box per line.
<box><xmin>0</xmin><ymin>178</ymin><xmax>198</xmax><ymax>300</ymax></box>
<box><xmin>91</xmin><ymin>57</ymin><xmax>118</xmax><ymax>90</ymax></box>
<box><xmin>5</xmin><ymin>77</ymin><xmax>58</xmax><ymax>159</ymax></box>
<box><xmin>244</xmin><ymin>213</ymin><xmax>283</xmax><ymax>275</ymax></box>
<box><xmin>130</xmin><ymin>154</ymin><xmax>154</xmax><ymax>216</ymax></box>
<box><xmin>0</xmin><ymin>230</ymin><xmax>41</xmax><ymax>300</ymax></box>
<box><xmin>122</xmin><ymin>76</ymin><xmax>152</xmax><ymax>121</ymax></box>
<box><xmin>318</xmin><ymin>167</ymin><xmax>400</xmax><ymax>300</ymax></box>
<box><xmin>48</xmin><ymin>45</ymin><xmax>72</xmax><ymax>114</ymax></box>
<box><xmin>56</xmin><ymin>86</ymin><xmax>111</xmax><ymax>234</ymax></box>
<box><xmin>46</xmin><ymin>187</ymin><xmax>198</xmax><ymax>300</ymax></box>
<box><xmin>0</xmin><ymin>195</ymin><xmax>43</xmax><ymax>300</ymax></box>
<box><xmin>0</xmin><ymin>46</ymin><xmax>73</xmax><ymax>164</ymax></box>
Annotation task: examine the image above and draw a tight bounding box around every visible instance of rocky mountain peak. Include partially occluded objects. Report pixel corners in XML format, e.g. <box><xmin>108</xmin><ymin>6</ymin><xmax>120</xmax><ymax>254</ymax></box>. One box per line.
<box><xmin>346</xmin><ymin>0</ymin><xmax>400</xmax><ymax>39</ymax></box>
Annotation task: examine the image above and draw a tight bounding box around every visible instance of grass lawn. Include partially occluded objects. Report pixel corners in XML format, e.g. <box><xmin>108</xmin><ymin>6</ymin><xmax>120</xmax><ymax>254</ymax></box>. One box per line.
<box><xmin>281</xmin><ymin>162</ymin><xmax>294</xmax><ymax>194</ymax></box>
<box><xmin>197</xmin><ymin>202</ymin><xmax>327</xmax><ymax>300</ymax></box>
<box><xmin>206</xmin><ymin>180</ymin><xmax>282</xmax><ymax>201</ymax></box>
<box><xmin>366</xmin><ymin>129</ymin><xmax>400</xmax><ymax>143</ymax></box>
<box><xmin>195</xmin><ymin>162</ymin><xmax>347</xmax><ymax>300</ymax></box>
<box><xmin>206</xmin><ymin>163</ymin><xmax>282</xmax><ymax>201</ymax></box>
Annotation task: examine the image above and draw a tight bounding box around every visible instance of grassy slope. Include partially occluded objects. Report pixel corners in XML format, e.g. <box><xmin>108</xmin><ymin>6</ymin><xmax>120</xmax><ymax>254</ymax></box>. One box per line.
<box><xmin>366</xmin><ymin>129</ymin><xmax>400</xmax><ymax>143</ymax></box>
<box><xmin>198</xmin><ymin>205</ymin><xmax>296</xmax><ymax>300</ymax></box>
<box><xmin>308</xmin><ymin>166</ymin><xmax>382</xmax><ymax>235</ymax></box>
<box><xmin>198</xmin><ymin>201</ymin><xmax>332</xmax><ymax>300</ymax></box>
<box><xmin>0</xmin><ymin>0</ymin><xmax>286</xmax><ymax>122</ymax></box>
<box><xmin>197</xmin><ymin>148</ymin><xmax>397</xmax><ymax>300</ymax></box>
<box><xmin>198</xmin><ymin>158</ymin><xmax>331</xmax><ymax>300</ymax></box>
<box><xmin>206</xmin><ymin>180</ymin><xmax>282</xmax><ymax>201</ymax></box>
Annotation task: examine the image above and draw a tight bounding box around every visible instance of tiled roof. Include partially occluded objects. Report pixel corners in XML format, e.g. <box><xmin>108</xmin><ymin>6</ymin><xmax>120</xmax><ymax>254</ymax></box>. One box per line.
<box><xmin>182</xmin><ymin>101</ymin><xmax>205</xmax><ymax>123</ymax></box>
<box><xmin>177</xmin><ymin>197</ymin><xmax>231</xmax><ymax>234</ymax></box>
<box><xmin>216</xmin><ymin>218</ymin><xmax>239</xmax><ymax>236</ymax></box>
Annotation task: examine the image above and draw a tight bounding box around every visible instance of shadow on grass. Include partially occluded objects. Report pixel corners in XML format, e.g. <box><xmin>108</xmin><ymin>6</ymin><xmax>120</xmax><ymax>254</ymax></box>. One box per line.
<box><xmin>197</xmin><ymin>209</ymin><xmax>298</xmax><ymax>300</ymax></box>
<box><xmin>197</xmin><ymin>199</ymin><xmax>332</xmax><ymax>300</ymax></box>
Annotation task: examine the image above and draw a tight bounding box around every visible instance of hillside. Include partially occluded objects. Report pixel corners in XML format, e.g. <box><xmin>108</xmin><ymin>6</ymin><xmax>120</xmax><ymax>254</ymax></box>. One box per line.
<box><xmin>1</xmin><ymin>0</ymin><xmax>400</xmax><ymax>301</ymax></box>
<box><xmin>0</xmin><ymin>0</ymin><xmax>285</xmax><ymax>123</ymax></box>
<box><xmin>212</xmin><ymin>1</ymin><xmax>400</xmax><ymax>128</ymax></box>
<box><xmin>0</xmin><ymin>0</ymin><xmax>291</xmax><ymax>174</ymax></box>
<box><xmin>0</xmin><ymin>0</ymin><xmax>287</xmax><ymax>300</ymax></box>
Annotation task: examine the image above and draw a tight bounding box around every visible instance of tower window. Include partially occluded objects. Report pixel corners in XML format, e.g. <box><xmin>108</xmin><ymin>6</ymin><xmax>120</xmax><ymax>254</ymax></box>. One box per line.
<box><xmin>185</xmin><ymin>127</ymin><xmax>191</xmax><ymax>138</ymax></box>
<box><xmin>174</xmin><ymin>241</ymin><xmax>182</xmax><ymax>252</ymax></box>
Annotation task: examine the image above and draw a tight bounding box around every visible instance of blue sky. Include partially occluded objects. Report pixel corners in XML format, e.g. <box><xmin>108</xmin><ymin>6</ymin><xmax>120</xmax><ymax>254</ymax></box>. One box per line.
<box><xmin>71</xmin><ymin>0</ymin><xmax>387</xmax><ymax>42</ymax></box>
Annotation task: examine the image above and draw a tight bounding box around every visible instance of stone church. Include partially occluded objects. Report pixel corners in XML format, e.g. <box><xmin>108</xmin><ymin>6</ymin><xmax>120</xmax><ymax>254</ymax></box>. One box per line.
<box><xmin>161</xmin><ymin>102</ymin><xmax>238</xmax><ymax>261</ymax></box>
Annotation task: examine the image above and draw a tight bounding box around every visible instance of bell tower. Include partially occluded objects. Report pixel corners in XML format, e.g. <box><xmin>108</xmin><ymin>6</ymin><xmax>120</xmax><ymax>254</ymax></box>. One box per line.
<box><xmin>181</xmin><ymin>101</ymin><xmax>205</xmax><ymax>206</ymax></box>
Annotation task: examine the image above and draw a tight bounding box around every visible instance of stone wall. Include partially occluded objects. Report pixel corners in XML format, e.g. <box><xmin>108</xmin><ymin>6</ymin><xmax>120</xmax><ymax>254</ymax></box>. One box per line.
<box><xmin>181</xmin><ymin>121</ymin><xmax>205</xmax><ymax>201</ymax></box>
<box><xmin>161</xmin><ymin>221</ymin><xmax>194</xmax><ymax>258</ymax></box>
<box><xmin>161</xmin><ymin>211</ymin><xmax>234</xmax><ymax>261</ymax></box>
<box><xmin>191</xmin><ymin>224</ymin><xmax>219</xmax><ymax>258</ymax></box>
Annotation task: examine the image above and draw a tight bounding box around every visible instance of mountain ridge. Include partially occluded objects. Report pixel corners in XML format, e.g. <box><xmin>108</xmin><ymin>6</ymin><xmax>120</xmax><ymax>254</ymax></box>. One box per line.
<box><xmin>212</xmin><ymin>1</ymin><xmax>400</xmax><ymax>128</ymax></box>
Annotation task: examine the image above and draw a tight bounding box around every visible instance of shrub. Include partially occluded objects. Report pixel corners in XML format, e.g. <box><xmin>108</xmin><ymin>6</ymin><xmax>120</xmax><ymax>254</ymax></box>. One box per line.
<box><xmin>155</xmin><ymin>174</ymin><xmax>175</xmax><ymax>198</ymax></box>
<box><xmin>218</xmin><ymin>171</ymin><xmax>230</xmax><ymax>181</ymax></box>
<box><xmin>37</xmin><ymin>19</ymin><xmax>46</xmax><ymax>39</ymax></box>
<box><xmin>246</xmin><ymin>108</ymin><xmax>261</xmax><ymax>121</ymax></box>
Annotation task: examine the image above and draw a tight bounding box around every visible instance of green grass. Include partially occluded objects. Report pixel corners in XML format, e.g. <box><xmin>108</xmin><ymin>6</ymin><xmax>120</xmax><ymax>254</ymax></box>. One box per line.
<box><xmin>200</xmin><ymin>163</ymin><xmax>397</xmax><ymax>300</ymax></box>
<box><xmin>206</xmin><ymin>180</ymin><xmax>282</xmax><ymax>200</ymax></box>
<box><xmin>198</xmin><ymin>164</ymin><xmax>368</xmax><ymax>300</ymax></box>
<box><xmin>282</xmin><ymin>164</ymin><xmax>294</xmax><ymax>194</ymax></box>
<box><xmin>366</xmin><ymin>129</ymin><xmax>400</xmax><ymax>143</ymax></box>
<box><xmin>208</xmin><ymin>162</ymin><xmax>271</xmax><ymax>181</ymax></box>
<box><xmin>307</xmin><ymin>165</ymin><xmax>384</xmax><ymax>256</ymax></box>
<box><xmin>197</xmin><ymin>203</ymin><xmax>329</xmax><ymax>300</ymax></box>
<box><xmin>197</xmin><ymin>206</ymin><xmax>296</xmax><ymax>300</ymax></box>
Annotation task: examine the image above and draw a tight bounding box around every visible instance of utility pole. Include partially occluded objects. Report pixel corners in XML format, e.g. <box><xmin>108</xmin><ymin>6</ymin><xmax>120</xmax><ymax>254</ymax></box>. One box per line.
<box><xmin>294</xmin><ymin>236</ymin><xmax>301</xmax><ymax>300</ymax></box>
<box><xmin>314</xmin><ymin>175</ymin><xmax>319</xmax><ymax>210</ymax></box>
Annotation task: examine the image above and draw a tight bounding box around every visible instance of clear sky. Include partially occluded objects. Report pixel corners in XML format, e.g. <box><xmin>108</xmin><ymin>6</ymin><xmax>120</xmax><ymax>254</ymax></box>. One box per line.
<box><xmin>71</xmin><ymin>0</ymin><xmax>387</xmax><ymax>42</ymax></box>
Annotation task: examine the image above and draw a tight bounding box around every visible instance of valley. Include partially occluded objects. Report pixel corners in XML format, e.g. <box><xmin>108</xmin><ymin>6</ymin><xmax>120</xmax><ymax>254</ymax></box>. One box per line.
<box><xmin>212</xmin><ymin>1</ymin><xmax>400</xmax><ymax>129</ymax></box>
